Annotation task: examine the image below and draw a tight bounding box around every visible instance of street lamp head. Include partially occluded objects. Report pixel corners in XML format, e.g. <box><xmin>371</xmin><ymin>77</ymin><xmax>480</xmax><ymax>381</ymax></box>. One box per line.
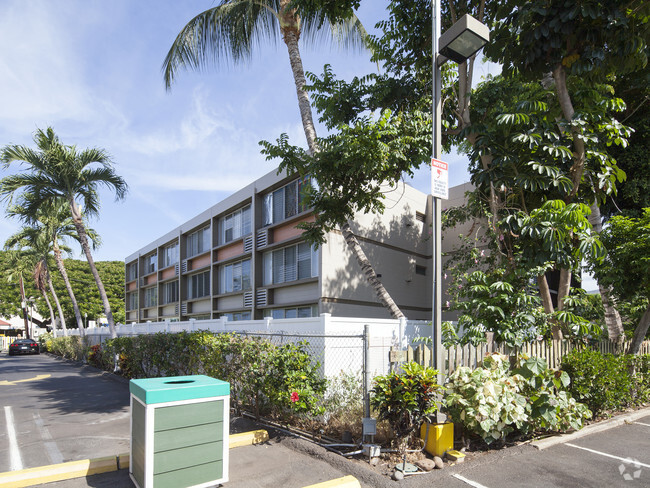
<box><xmin>439</xmin><ymin>14</ymin><xmax>490</xmax><ymax>65</ymax></box>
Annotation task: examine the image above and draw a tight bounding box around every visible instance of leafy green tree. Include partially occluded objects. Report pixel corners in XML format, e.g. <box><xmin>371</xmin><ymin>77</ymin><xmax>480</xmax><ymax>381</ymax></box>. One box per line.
<box><xmin>49</xmin><ymin>259</ymin><xmax>126</xmax><ymax>329</ymax></box>
<box><xmin>0</xmin><ymin>127</ymin><xmax>128</xmax><ymax>338</ymax></box>
<box><xmin>483</xmin><ymin>0</ymin><xmax>649</xmax><ymax>338</ymax></box>
<box><xmin>590</xmin><ymin>209</ymin><xmax>650</xmax><ymax>354</ymax></box>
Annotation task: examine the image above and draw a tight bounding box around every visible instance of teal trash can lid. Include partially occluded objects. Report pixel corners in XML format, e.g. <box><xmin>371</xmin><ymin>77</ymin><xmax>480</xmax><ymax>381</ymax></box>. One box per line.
<box><xmin>130</xmin><ymin>375</ymin><xmax>230</xmax><ymax>404</ymax></box>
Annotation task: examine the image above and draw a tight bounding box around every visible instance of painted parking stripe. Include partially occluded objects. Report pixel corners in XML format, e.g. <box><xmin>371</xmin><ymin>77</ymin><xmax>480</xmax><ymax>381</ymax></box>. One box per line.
<box><xmin>4</xmin><ymin>406</ymin><xmax>23</xmax><ymax>471</ymax></box>
<box><xmin>565</xmin><ymin>443</ymin><xmax>650</xmax><ymax>469</ymax></box>
<box><xmin>33</xmin><ymin>412</ymin><xmax>64</xmax><ymax>465</ymax></box>
<box><xmin>453</xmin><ymin>473</ymin><xmax>491</xmax><ymax>488</ymax></box>
<box><xmin>632</xmin><ymin>422</ymin><xmax>650</xmax><ymax>427</ymax></box>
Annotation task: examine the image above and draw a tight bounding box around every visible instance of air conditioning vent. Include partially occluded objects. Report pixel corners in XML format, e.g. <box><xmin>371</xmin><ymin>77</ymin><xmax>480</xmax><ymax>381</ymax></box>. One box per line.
<box><xmin>139</xmin><ymin>278</ymin><xmax>145</xmax><ymax>287</ymax></box>
<box><xmin>181</xmin><ymin>303</ymin><xmax>188</xmax><ymax>315</ymax></box>
<box><xmin>181</xmin><ymin>259</ymin><xmax>188</xmax><ymax>274</ymax></box>
<box><xmin>256</xmin><ymin>289</ymin><xmax>268</xmax><ymax>307</ymax></box>
<box><xmin>243</xmin><ymin>235</ymin><xmax>253</xmax><ymax>253</ymax></box>
<box><xmin>256</xmin><ymin>229</ymin><xmax>269</xmax><ymax>248</ymax></box>
<box><xmin>175</xmin><ymin>263</ymin><xmax>180</xmax><ymax>276</ymax></box>
<box><xmin>174</xmin><ymin>304</ymin><xmax>179</xmax><ymax>315</ymax></box>
<box><xmin>243</xmin><ymin>291</ymin><xmax>253</xmax><ymax>308</ymax></box>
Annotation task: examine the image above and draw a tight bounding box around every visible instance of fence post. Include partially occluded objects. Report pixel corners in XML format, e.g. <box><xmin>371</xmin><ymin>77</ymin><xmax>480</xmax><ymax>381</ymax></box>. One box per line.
<box><xmin>363</xmin><ymin>324</ymin><xmax>371</xmax><ymax>422</ymax></box>
<box><xmin>265</xmin><ymin>317</ymin><xmax>272</xmax><ymax>331</ymax></box>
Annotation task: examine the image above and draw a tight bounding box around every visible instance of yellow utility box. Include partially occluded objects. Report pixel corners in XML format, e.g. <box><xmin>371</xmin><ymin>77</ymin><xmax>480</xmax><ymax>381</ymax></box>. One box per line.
<box><xmin>420</xmin><ymin>422</ymin><xmax>453</xmax><ymax>457</ymax></box>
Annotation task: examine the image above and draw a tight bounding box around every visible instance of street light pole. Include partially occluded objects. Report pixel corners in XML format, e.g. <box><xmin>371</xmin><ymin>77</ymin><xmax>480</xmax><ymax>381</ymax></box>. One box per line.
<box><xmin>431</xmin><ymin>0</ymin><xmax>444</xmax><ymax>417</ymax></box>
<box><xmin>430</xmin><ymin>6</ymin><xmax>489</xmax><ymax>422</ymax></box>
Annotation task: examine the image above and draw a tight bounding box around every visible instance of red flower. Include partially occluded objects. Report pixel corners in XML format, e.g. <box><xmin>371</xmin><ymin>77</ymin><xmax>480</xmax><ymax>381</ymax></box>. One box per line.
<box><xmin>290</xmin><ymin>391</ymin><xmax>299</xmax><ymax>403</ymax></box>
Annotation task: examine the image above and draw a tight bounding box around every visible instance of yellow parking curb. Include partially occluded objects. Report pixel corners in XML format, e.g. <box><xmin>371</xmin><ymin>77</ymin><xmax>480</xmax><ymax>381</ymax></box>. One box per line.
<box><xmin>302</xmin><ymin>475</ymin><xmax>361</xmax><ymax>488</ymax></box>
<box><xmin>229</xmin><ymin>429</ymin><xmax>270</xmax><ymax>448</ymax></box>
<box><xmin>0</xmin><ymin>455</ymin><xmax>117</xmax><ymax>488</ymax></box>
<box><xmin>0</xmin><ymin>429</ymin><xmax>268</xmax><ymax>487</ymax></box>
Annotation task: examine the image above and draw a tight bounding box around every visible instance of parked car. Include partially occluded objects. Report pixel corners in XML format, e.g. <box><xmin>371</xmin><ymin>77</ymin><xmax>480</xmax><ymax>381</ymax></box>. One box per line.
<box><xmin>8</xmin><ymin>338</ymin><xmax>40</xmax><ymax>356</ymax></box>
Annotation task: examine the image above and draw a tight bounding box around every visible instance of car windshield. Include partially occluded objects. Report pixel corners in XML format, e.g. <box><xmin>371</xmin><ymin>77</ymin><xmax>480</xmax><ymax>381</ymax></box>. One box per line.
<box><xmin>12</xmin><ymin>339</ymin><xmax>34</xmax><ymax>344</ymax></box>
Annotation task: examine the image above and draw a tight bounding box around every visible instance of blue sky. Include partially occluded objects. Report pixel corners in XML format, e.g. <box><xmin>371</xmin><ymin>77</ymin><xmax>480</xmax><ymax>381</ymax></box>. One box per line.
<box><xmin>0</xmin><ymin>1</ymin><xmax>498</xmax><ymax>262</ymax></box>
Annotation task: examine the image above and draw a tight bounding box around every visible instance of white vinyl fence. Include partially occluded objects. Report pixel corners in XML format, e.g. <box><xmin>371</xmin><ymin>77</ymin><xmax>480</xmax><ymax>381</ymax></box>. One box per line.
<box><xmin>66</xmin><ymin>314</ymin><xmax>432</xmax><ymax>380</ymax></box>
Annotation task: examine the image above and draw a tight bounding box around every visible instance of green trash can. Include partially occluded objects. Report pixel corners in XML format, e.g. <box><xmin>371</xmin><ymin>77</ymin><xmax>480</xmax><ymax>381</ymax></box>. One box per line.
<box><xmin>129</xmin><ymin>375</ymin><xmax>230</xmax><ymax>488</ymax></box>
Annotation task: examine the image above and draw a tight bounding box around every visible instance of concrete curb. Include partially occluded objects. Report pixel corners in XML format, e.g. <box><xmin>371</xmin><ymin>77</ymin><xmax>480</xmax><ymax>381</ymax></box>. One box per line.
<box><xmin>532</xmin><ymin>405</ymin><xmax>650</xmax><ymax>450</ymax></box>
<box><xmin>302</xmin><ymin>475</ymin><xmax>361</xmax><ymax>488</ymax></box>
<box><xmin>0</xmin><ymin>429</ymin><xmax>269</xmax><ymax>488</ymax></box>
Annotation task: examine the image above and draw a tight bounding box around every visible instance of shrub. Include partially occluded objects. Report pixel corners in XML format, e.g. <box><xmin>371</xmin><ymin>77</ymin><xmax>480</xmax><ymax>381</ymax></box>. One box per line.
<box><xmin>370</xmin><ymin>362</ymin><xmax>441</xmax><ymax>451</ymax></box>
<box><xmin>51</xmin><ymin>331</ymin><xmax>327</xmax><ymax>421</ymax></box>
<box><xmin>47</xmin><ymin>336</ymin><xmax>88</xmax><ymax>361</ymax></box>
<box><xmin>512</xmin><ymin>355</ymin><xmax>591</xmax><ymax>432</ymax></box>
<box><xmin>444</xmin><ymin>353</ymin><xmax>591</xmax><ymax>445</ymax></box>
<box><xmin>562</xmin><ymin>349</ymin><xmax>650</xmax><ymax>415</ymax></box>
<box><xmin>443</xmin><ymin>354</ymin><xmax>528</xmax><ymax>444</ymax></box>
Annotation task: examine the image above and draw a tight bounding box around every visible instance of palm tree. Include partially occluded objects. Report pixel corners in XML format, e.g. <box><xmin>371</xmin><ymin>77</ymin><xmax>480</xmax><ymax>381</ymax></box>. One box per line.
<box><xmin>4</xmin><ymin>250</ymin><xmax>35</xmax><ymax>334</ymax></box>
<box><xmin>6</xmin><ymin>198</ymin><xmax>100</xmax><ymax>336</ymax></box>
<box><xmin>163</xmin><ymin>1</ymin><xmax>405</xmax><ymax>318</ymax></box>
<box><xmin>4</xmin><ymin>225</ymin><xmax>69</xmax><ymax>336</ymax></box>
<box><xmin>0</xmin><ymin>127</ymin><xmax>128</xmax><ymax>339</ymax></box>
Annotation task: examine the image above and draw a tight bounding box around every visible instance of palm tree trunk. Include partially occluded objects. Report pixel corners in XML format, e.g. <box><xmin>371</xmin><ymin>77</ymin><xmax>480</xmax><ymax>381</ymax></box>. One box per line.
<box><xmin>40</xmin><ymin>288</ymin><xmax>55</xmax><ymax>331</ymax></box>
<box><xmin>341</xmin><ymin>222</ymin><xmax>405</xmax><ymax>319</ymax></box>
<box><xmin>281</xmin><ymin>17</ymin><xmax>405</xmax><ymax>319</ymax></box>
<box><xmin>52</xmin><ymin>243</ymin><xmax>83</xmax><ymax>335</ymax></box>
<box><xmin>46</xmin><ymin>269</ymin><xmax>68</xmax><ymax>336</ymax></box>
<box><xmin>19</xmin><ymin>274</ymin><xmax>30</xmax><ymax>332</ymax></box>
<box><xmin>280</xmin><ymin>8</ymin><xmax>318</xmax><ymax>154</ymax></box>
<box><xmin>69</xmin><ymin>199</ymin><xmax>117</xmax><ymax>339</ymax></box>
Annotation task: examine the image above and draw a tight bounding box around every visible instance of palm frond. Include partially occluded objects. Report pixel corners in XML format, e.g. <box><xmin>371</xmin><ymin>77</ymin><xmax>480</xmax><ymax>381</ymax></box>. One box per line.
<box><xmin>163</xmin><ymin>0</ymin><xmax>280</xmax><ymax>89</ymax></box>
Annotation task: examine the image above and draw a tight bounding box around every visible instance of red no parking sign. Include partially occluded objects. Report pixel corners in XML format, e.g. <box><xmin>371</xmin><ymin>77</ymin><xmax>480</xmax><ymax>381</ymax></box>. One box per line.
<box><xmin>431</xmin><ymin>157</ymin><xmax>448</xmax><ymax>199</ymax></box>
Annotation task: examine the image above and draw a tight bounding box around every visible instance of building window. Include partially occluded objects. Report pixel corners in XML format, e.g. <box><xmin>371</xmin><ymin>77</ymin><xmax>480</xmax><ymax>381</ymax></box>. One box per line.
<box><xmin>219</xmin><ymin>259</ymin><xmax>251</xmax><ymax>294</ymax></box>
<box><xmin>264</xmin><ymin>305</ymin><xmax>318</xmax><ymax>319</ymax></box>
<box><xmin>220</xmin><ymin>205</ymin><xmax>251</xmax><ymax>244</ymax></box>
<box><xmin>187</xmin><ymin>271</ymin><xmax>210</xmax><ymax>299</ymax></box>
<box><xmin>126</xmin><ymin>292</ymin><xmax>138</xmax><ymax>311</ymax></box>
<box><xmin>143</xmin><ymin>287</ymin><xmax>157</xmax><ymax>308</ymax></box>
<box><xmin>187</xmin><ymin>227</ymin><xmax>210</xmax><ymax>258</ymax></box>
<box><xmin>127</xmin><ymin>262</ymin><xmax>137</xmax><ymax>282</ymax></box>
<box><xmin>145</xmin><ymin>254</ymin><xmax>157</xmax><ymax>274</ymax></box>
<box><xmin>262</xmin><ymin>176</ymin><xmax>312</xmax><ymax>227</ymax></box>
<box><xmin>221</xmin><ymin>311</ymin><xmax>252</xmax><ymax>321</ymax></box>
<box><xmin>163</xmin><ymin>243</ymin><xmax>178</xmax><ymax>268</ymax></box>
<box><xmin>162</xmin><ymin>281</ymin><xmax>179</xmax><ymax>304</ymax></box>
<box><xmin>263</xmin><ymin>242</ymin><xmax>318</xmax><ymax>285</ymax></box>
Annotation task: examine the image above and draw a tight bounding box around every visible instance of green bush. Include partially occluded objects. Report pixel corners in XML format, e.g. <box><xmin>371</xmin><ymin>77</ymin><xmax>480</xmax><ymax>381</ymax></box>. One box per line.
<box><xmin>50</xmin><ymin>331</ymin><xmax>326</xmax><ymax>420</ymax></box>
<box><xmin>562</xmin><ymin>349</ymin><xmax>650</xmax><ymax>415</ymax></box>
<box><xmin>443</xmin><ymin>354</ymin><xmax>529</xmax><ymax>444</ymax></box>
<box><xmin>47</xmin><ymin>336</ymin><xmax>88</xmax><ymax>361</ymax></box>
<box><xmin>444</xmin><ymin>353</ymin><xmax>591</xmax><ymax>445</ymax></box>
<box><xmin>512</xmin><ymin>355</ymin><xmax>591</xmax><ymax>433</ymax></box>
<box><xmin>371</xmin><ymin>362</ymin><xmax>441</xmax><ymax>451</ymax></box>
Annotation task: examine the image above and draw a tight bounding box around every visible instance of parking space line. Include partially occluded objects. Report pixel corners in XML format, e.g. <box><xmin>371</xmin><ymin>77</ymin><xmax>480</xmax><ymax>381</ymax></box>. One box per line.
<box><xmin>453</xmin><ymin>473</ymin><xmax>491</xmax><ymax>488</ymax></box>
<box><xmin>4</xmin><ymin>406</ymin><xmax>23</xmax><ymax>471</ymax></box>
<box><xmin>33</xmin><ymin>412</ymin><xmax>64</xmax><ymax>465</ymax></box>
<box><xmin>633</xmin><ymin>422</ymin><xmax>650</xmax><ymax>427</ymax></box>
<box><xmin>565</xmin><ymin>443</ymin><xmax>650</xmax><ymax>468</ymax></box>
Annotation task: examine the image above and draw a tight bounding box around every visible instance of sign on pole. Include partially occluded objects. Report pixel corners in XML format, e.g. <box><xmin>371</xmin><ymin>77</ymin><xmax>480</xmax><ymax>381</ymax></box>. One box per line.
<box><xmin>431</xmin><ymin>157</ymin><xmax>448</xmax><ymax>199</ymax></box>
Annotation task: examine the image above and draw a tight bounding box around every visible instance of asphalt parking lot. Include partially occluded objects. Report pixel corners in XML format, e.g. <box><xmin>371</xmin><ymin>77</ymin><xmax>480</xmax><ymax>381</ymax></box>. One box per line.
<box><xmin>1</xmin><ymin>352</ymin><xmax>649</xmax><ymax>487</ymax></box>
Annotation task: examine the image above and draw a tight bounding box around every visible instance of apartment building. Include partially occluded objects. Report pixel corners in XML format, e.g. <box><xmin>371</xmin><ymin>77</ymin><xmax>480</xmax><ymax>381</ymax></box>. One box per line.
<box><xmin>124</xmin><ymin>168</ymin><xmax>434</xmax><ymax>323</ymax></box>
